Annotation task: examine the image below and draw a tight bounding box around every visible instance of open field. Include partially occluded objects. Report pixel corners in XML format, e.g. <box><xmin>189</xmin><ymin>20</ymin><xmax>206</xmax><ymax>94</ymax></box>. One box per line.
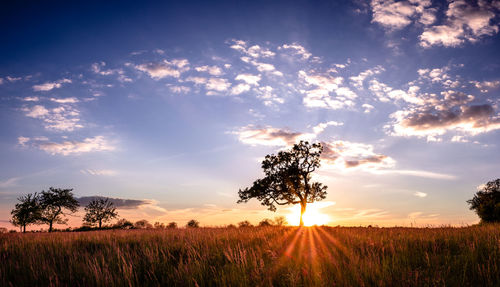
<box><xmin>1</xmin><ymin>225</ymin><xmax>499</xmax><ymax>286</ymax></box>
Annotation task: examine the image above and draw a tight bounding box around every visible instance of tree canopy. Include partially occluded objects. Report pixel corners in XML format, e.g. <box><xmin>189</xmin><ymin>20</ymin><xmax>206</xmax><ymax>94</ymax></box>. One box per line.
<box><xmin>83</xmin><ymin>198</ymin><xmax>118</xmax><ymax>228</ymax></box>
<box><xmin>39</xmin><ymin>187</ymin><xmax>79</xmax><ymax>232</ymax></box>
<box><xmin>10</xmin><ymin>193</ymin><xmax>40</xmax><ymax>233</ymax></box>
<box><xmin>467</xmin><ymin>179</ymin><xmax>500</xmax><ymax>223</ymax></box>
<box><xmin>238</xmin><ymin>141</ymin><xmax>328</xmax><ymax>226</ymax></box>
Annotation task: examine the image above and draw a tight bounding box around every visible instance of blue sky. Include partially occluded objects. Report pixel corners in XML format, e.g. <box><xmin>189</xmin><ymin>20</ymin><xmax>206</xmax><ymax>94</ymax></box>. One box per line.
<box><xmin>1</xmin><ymin>0</ymin><xmax>500</xmax><ymax>229</ymax></box>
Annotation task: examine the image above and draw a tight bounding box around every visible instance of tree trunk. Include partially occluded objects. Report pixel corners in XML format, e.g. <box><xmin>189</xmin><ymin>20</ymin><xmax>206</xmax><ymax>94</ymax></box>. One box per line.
<box><xmin>49</xmin><ymin>221</ymin><xmax>53</xmax><ymax>232</ymax></box>
<box><xmin>23</xmin><ymin>225</ymin><xmax>26</xmax><ymax>233</ymax></box>
<box><xmin>299</xmin><ymin>203</ymin><xmax>306</xmax><ymax>227</ymax></box>
<box><xmin>99</xmin><ymin>219</ymin><xmax>102</xmax><ymax>229</ymax></box>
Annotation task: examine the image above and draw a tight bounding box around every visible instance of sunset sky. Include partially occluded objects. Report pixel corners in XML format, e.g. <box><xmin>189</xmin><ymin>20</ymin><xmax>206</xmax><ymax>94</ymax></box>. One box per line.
<box><xmin>1</xmin><ymin>0</ymin><xmax>500</xmax><ymax>229</ymax></box>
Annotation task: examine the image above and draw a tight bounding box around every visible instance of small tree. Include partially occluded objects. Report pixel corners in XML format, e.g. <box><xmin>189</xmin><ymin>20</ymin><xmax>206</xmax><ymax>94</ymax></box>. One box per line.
<box><xmin>467</xmin><ymin>179</ymin><xmax>500</xmax><ymax>223</ymax></box>
<box><xmin>274</xmin><ymin>216</ymin><xmax>288</xmax><ymax>226</ymax></box>
<box><xmin>10</xmin><ymin>193</ymin><xmax>40</xmax><ymax>233</ymax></box>
<box><xmin>258</xmin><ymin>218</ymin><xmax>273</xmax><ymax>227</ymax></box>
<box><xmin>114</xmin><ymin>218</ymin><xmax>133</xmax><ymax>229</ymax></box>
<box><xmin>39</xmin><ymin>188</ymin><xmax>79</xmax><ymax>232</ymax></box>
<box><xmin>238</xmin><ymin>220</ymin><xmax>253</xmax><ymax>228</ymax></box>
<box><xmin>83</xmin><ymin>198</ymin><xmax>118</xmax><ymax>229</ymax></box>
<box><xmin>154</xmin><ymin>222</ymin><xmax>166</xmax><ymax>229</ymax></box>
<box><xmin>186</xmin><ymin>219</ymin><xmax>199</xmax><ymax>228</ymax></box>
<box><xmin>167</xmin><ymin>222</ymin><xmax>178</xmax><ymax>228</ymax></box>
<box><xmin>134</xmin><ymin>219</ymin><xmax>153</xmax><ymax>229</ymax></box>
<box><xmin>238</xmin><ymin>141</ymin><xmax>328</xmax><ymax>226</ymax></box>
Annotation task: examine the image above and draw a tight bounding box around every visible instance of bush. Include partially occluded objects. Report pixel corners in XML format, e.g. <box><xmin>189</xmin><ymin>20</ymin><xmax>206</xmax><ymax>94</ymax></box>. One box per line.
<box><xmin>134</xmin><ymin>220</ymin><xmax>153</xmax><ymax>229</ymax></box>
<box><xmin>238</xmin><ymin>220</ymin><xmax>253</xmax><ymax>228</ymax></box>
<box><xmin>186</xmin><ymin>219</ymin><xmax>199</xmax><ymax>228</ymax></box>
<box><xmin>167</xmin><ymin>222</ymin><xmax>178</xmax><ymax>229</ymax></box>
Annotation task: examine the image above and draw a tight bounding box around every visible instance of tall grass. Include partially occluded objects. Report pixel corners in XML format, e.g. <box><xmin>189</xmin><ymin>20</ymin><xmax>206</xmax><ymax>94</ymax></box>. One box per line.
<box><xmin>1</xmin><ymin>225</ymin><xmax>499</xmax><ymax>286</ymax></box>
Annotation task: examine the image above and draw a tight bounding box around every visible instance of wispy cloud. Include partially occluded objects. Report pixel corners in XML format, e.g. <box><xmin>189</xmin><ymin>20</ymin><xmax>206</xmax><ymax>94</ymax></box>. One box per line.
<box><xmin>20</xmin><ymin>136</ymin><xmax>115</xmax><ymax>156</ymax></box>
<box><xmin>136</xmin><ymin>59</ymin><xmax>190</xmax><ymax>79</ymax></box>
<box><xmin>33</xmin><ymin>78</ymin><xmax>72</xmax><ymax>92</ymax></box>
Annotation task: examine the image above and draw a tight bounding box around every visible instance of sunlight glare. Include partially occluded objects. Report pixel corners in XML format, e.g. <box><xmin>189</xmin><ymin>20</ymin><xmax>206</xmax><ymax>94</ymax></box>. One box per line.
<box><xmin>286</xmin><ymin>201</ymin><xmax>335</xmax><ymax>226</ymax></box>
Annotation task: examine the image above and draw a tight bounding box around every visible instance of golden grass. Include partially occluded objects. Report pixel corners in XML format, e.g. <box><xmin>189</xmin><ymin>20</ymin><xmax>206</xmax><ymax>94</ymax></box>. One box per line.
<box><xmin>1</xmin><ymin>225</ymin><xmax>499</xmax><ymax>286</ymax></box>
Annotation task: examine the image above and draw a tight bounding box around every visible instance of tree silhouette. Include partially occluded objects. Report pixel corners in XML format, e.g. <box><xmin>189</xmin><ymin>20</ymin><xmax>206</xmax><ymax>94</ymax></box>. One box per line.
<box><xmin>167</xmin><ymin>222</ymin><xmax>178</xmax><ymax>228</ymax></box>
<box><xmin>39</xmin><ymin>187</ymin><xmax>79</xmax><ymax>232</ymax></box>
<box><xmin>134</xmin><ymin>219</ymin><xmax>153</xmax><ymax>229</ymax></box>
<box><xmin>258</xmin><ymin>218</ymin><xmax>273</xmax><ymax>227</ymax></box>
<box><xmin>186</xmin><ymin>219</ymin><xmax>199</xmax><ymax>228</ymax></box>
<box><xmin>468</xmin><ymin>179</ymin><xmax>500</xmax><ymax>223</ymax></box>
<box><xmin>83</xmin><ymin>198</ymin><xmax>118</xmax><ymax>229</ymax></box>
<box><xmin>273</xmin><ymin>216</ymin><xmax>288</xmax><ymax>227</ymax></box>
<box><xmin>238</xmin><ymin>141</ymin><xmax>328</xmax><ymax>226</ymax></box>
<box><xmin>238</xmin><ymin>220</ymin><xmax>253</xmax><ymax>228</ymax></box>
<box><xmin>10</xmin><ymin>193</ymin><xmax>40</xmax><ymax>233</ymax></box>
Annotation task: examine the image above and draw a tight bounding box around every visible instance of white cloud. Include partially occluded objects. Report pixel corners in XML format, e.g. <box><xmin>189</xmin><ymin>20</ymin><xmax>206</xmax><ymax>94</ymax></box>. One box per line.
<box><xmin>312</xmin><ymin>121</ymin><xmax>343</xmax><ymax>134</ymax></box>
<box><xmin>299</xmin><ymin>70</ymin><xmax>356</xmax><ymax>110</ymax></box>
<box><xmin>229</xmin><ymin>40</ymin><xmax>276</xmax><ymax>58</ymax></box>
<box><xmin>471</xmin><ymin>80</ymin><xmax>500</xmax><ymax>93</ymax></box>
<box><xmin>34</xmin><ymin>136</ymin><xmax>115</xmax><ymax>156</ymax></box>
<box><xmin>350</xmin><ymin>65</ymin><xmax>385</xmax><ymax>89</ymax></box>
<box><xmin>278</xmin><ymin>43</ymin><xmax>312</xmax><ymax>60</ymax></box>
<box><xmin>414</xmin><ymin>191</ymin><xmax>427</xmax><ymax>198</ymax></box>
<box><xmin>195</xmin><ymin>65</ymin><xmax>223</xmax><ymax>76</ymax></box>
<box><xmin>205</xmin><ymin>78</ymin><xmax>231</xmax><ymax>92</ymax></box>
<box><xmin>168</xmin><ymin>85</ymin><xmax>191</xmax><ymax>94</ymax></box>
<box><xmin>24</xmin><ymin>105</ymin><xmax>49</xmax><ymax>118</ymax></box>
<box><xmin>135</xmin><ymin>59</ymin><xmax>190</xmax><ymax>79</ymax></box>
<box><xmin>420</xmin><ymin>0</ymin><xmax>499</xmax><ymax>48</ymax></box>
<box><xmin>255</xmin><ymin>86</ymin><xmax>284</xmax><ymax>106</ymax></box>
<box><xmin>22</xmin><ymin>96</ymin><xmax>39</xmax><ymax>102</ymax></box>
<box><xmin>17</xmin><ymin>136</ymin><xmax>30</xmax><ymax>146</ymax></box>
<box><xmin>235</xmin><ymin>73</ymin><xmax>261</xmax><ymax>85</ymax></box>
<box><xmin>50</xmin><ymin>97</ymin><xmax>79</xmax><ymax>104</ymax></box>
<box><xmin>230</xmin><ymin>83</ymin><xmax>251</xmax><ymax>95</ymax></box>
<box><xmin>23</xmin><ymin>104</ymin><xmax>83</xmax><ymax>132</ymax></box>
<box><xmin>33</xmin><ymin>78</ymin><xmax>72</xmax><ymax>92</ymax></box>
<box><xmin>371</xmin><ymin>0</ymin><xmax>421</xmax><ymax>30</ymax></box>
<box><xmin>362</xmin><ymin>103</ymin><xmax>375</xmax><ymax>113</ymax></box>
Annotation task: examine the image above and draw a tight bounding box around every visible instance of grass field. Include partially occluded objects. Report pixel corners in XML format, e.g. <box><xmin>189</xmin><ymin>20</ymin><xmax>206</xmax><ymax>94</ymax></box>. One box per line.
<box><xmin>1</xmin><ymin>225</ymin><xmax>499</xmax><ymax>286</ymax></box>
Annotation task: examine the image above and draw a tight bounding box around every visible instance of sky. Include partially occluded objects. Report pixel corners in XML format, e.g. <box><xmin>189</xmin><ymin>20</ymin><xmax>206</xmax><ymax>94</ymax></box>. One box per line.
<box><xmin>1</xmin><ymin>0</ymin><xmax>500</xmax><ymax>229</ymax></box>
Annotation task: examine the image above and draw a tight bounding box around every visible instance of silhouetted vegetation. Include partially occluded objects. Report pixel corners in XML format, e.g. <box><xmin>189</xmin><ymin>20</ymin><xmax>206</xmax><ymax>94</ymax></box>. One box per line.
<box><xmin>134</xmin><ymin>219</ymin><xmax>153</xmax><ymax>229</ymax></box>
<box><xmin>273</xmin><ymin>216</ymin><xmax>287</xmax><ymax>226</ymax></box>
<box><xmin>186</xmin><ymin>219</ymin><xmax>200</xmax><ymax>228</ymax></box>
<box><xmin>114</xmin><ymin>219</ymin><xmax>133</xmax><ymax>229</ymax></box>
<box><xmin>238</xmin><ymin>220</ymin><xmax>253</xmax><ymax>228</ymax></box>
<box><xmin>258</xmin><ymin>218</ymin><xmax>273</xmax><ymax>227</ymax></box>
<box><xmin>10</xmin><ymin>193</ymin><xmax>40</xmax><ymax>233</ymax></box>
<box><xmin>10</xmin><ymin>188</ymin><xmax>79</xmax><ymax>232</ymax></box>
<box><xmin>468</xmin><ymin>178</ymin><xmax>500</xmax><ymax>223</ymax></box>
<box><xmin>238</xmin><ymin>141</ymin><xmax>327</xmax><ymax>226</ymax></box>
<box><xmin>38</xmin><ymin>188</ymin><xmax>80</xmax><ymax>232</ymax></box>
<box><xmin>83</xmin><ymin>198</ymin><xmax>118</xmax><ymax>228</ymax></box>
<box><xmin>167</xmin><ymin>222</ymin><xmax>178</xmax><ymax>229</ymax></box>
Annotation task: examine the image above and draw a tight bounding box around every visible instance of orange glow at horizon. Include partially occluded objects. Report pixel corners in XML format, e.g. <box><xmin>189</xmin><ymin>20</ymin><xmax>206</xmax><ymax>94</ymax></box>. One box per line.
<box><xmin>286</xmin><ymin>202</ymin><xmax>335</xmax><ymax>226</ymax></box>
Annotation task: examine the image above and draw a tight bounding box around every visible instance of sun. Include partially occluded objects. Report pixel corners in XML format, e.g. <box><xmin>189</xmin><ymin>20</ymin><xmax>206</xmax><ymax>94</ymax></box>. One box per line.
<box><xmin>286</xmin><ymin>202</ymin><xmax>335</xmax><ymax>226</ymax></box>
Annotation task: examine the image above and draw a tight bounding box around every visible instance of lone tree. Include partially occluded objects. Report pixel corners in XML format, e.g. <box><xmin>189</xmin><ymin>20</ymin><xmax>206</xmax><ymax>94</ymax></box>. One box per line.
<box><xmin>186</xmin><ymin>219</ymin><xmax>200</xmax><ymax>228</ymax></box>
<box><xmin>39</xmin><ymin>187</ymin><xmax>79</xmax><ymax>232</ymax></box>
<box><xmin>467</xmin><ymin>179</ymin><xmax>500</xmax><ymax>223</ymax></box>
<box><xmin>10</xmin><ymin>193</ymin><xmax>41</xmax><ymax>233</ymax></box>
<box><xmin>83</xmin><ymin>198</ymin><xmax>118</xmax><ymax>229</ymax></box>
<box><xmin>238</xmin><ymin>141</ymin><xmax>328</xmax><ymax>226</ymax></box>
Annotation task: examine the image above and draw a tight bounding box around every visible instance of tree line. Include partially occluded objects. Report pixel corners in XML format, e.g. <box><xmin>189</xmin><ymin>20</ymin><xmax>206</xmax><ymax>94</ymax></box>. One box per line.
<box><xmin>9</xmin><ymin>187</ymin><xmax>288</xmax><ymax>233</ymax></box>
